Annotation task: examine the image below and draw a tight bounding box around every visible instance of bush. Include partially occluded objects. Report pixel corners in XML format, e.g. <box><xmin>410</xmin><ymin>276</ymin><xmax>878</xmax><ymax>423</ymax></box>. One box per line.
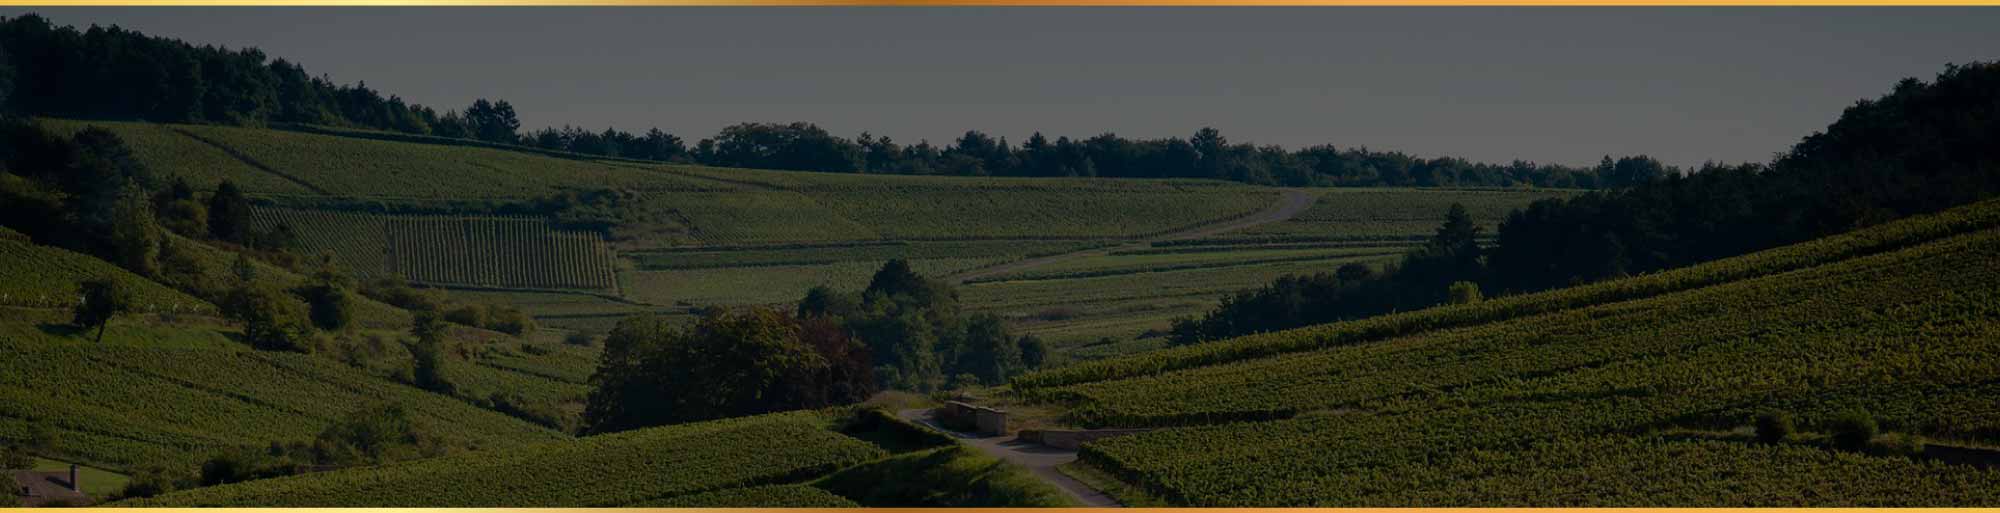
<box><xmin>487</xmin><ymin>306</ymin><xmax>536</xmax><ymax>335</ymax></box>
<box><xmin>224</xmin><ymin>284</ymin><xmax>315</xmax><ymax>353</ymax></box>
<box><xmin>1447</xmin><ymin>281</ymin><xmax>1484</xmax><ymax>305</ymax></box>
<box><xmin>1754</xmin><ymin>411</ymin><xmax>1794</xmax><ymax>444</ymax></box>
<box><xmin>116</xmin><ymin>470</ymin><xmax>180</xmax><ymax>500</ymax></box>
<box><xmin>306</xmin><ymin>285</ymin><xmax>356</xmax><ymax>331</ymax></box>
<box><xmin>409</xmin><ymin>311</ymin><xmax>455</xmax><ymax>395</ymax></box>
<box><xmin>313</xmin><ymin>403</ymin><xmax>440</xmax><ymax>465</ymax></box>
<box><xmin>563</xmin><ymin>329</ymin><xmax>599</xmax><ymax>347</ymax></box>
<box><xmin>443</xmin><ymin>304</ymin><xmax>488</xmax><ymax>328</ymax></box>
<box><xmin>1828</xmin><ymin>410</ymin><xmax>1879</xmax><ymax>451</ymax></box>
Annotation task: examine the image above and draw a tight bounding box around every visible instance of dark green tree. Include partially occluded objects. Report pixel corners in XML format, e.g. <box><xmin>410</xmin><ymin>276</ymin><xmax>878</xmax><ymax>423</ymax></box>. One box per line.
<box><xmin>207</xmin><ymin>180</ymin><xmax>252</xmax><ymax>243</ymax></box>
<box><xmin>72</xmin><ymin>277</ymin><xmax>134</xmax><ymax>343</ymax></box>
<box><xmin>224</xmin><ymin>284</ymin><xmax>313</xmax><ymax>352</ymax></box>
<box><xmin>409</xmin><ymin>310</ymin><xmax>453</xmax><ymax>394</ymax></box>
<box><xmin>582</xmin><ymin>308</ymin><xmax>873</xmax><ymax>433</ymax></box>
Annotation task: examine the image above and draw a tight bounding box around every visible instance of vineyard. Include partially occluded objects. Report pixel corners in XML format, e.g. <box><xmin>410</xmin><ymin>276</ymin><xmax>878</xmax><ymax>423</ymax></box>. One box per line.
<box><xmin>129</xmin><ymin>410</ymin><xmax>887</xmax><ymax>507</ymax></box>
<box><xmin>250</xmin><ymin>208</ymin><xmax>618</xmax><ymax>292</ymax></box>
<box><xmin>631</xmin><ymin>485</ymin><xmax>859</xmax><ymax>507</ymax></box>
<box><xmin>0</xmin><ymin>338</ymin><xmax>567</xmax><ymax>471</ymax></box>
<box><xmin>1013</xmin><ymin>197</ymin><xmax>2000</xmax><ymax>390</ymax></box>
<box><xmin>1020</xmin><ymin>199</ymin><xmax>2000</xmax><ymax>505</ymax></box>
<box><xmin>0</xmin><ymin>233</ymin><xmax>216</xmax><ymax>315</ymax></box>
<box><xmin>40</xmin><ymin>118</ymin><xmax>1600</xmax><ymax>362</ymax></box>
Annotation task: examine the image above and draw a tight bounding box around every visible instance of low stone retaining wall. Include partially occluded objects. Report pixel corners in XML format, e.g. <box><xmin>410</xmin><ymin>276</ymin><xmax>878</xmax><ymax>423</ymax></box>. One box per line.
<box><xmin>1018</xmin><ymin>428</ymin><xmax>1156</xmax><ymax>450</ymax></box>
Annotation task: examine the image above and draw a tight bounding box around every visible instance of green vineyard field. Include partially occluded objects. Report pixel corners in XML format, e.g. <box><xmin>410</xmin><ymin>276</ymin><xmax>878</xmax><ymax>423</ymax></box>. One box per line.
<box><xmin>1036</xmin><ymin>200</ymin><xmax>2000</xmax><ymax>505</ymax></box>
<box><xmin>130</xmin><ymin>410</ymin><xmax>885</xmax><ymax>507</ymax></box>
<box><xmin>1013</xmin><ymin>198</ymin><xmax>2000</xmax><ymax>390</ymax></box>
<box><xmin>0</xmin><ymin>337</ymin><xmax>566</xmax><ymax>471</ymax></box>
<box><xmin>251</xmin><ymin>208</ymin><xmax>618</xmax><ymax>292</ymax></box>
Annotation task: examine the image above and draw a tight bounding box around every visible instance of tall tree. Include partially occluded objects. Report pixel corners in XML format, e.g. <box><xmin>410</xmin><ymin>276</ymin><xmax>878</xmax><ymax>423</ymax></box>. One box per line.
<box><xmin>207</xmin><ymin>179</ymin><xmax>252</xmax><ymax>243</ymax></box>
<box><xmin>72</xmin><ymin>277</ymin><xmax>133</xmax><ymax>343</ymax></box>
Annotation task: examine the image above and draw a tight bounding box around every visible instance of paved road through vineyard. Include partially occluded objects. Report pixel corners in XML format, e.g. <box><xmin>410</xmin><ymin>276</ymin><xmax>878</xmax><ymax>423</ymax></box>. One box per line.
<box><xmin>897</xmin><ymin>408</ymin><xmax>1121</xmax><ymax>507</ymax></box>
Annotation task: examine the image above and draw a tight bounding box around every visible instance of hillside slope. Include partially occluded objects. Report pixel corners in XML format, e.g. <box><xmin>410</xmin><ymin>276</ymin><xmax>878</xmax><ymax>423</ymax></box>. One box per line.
<box><xmin>129</xmin><ymin>410</ymin><xmax>884</xmax><ymax>507</ymax></box>
<box><xmin>0</xmin><ymin>230</ymin><xmax>580</xmax><ymax>472</ymax></box>
<box><xmin>1022</xmin><ymin>199</ymin><xmax>2000</xmax><ymax>505</ymax></box>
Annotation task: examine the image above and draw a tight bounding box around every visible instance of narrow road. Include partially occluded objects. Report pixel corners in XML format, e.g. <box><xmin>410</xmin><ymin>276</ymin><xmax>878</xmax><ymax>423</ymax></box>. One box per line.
<box><xmin>947</xmin><ymin>188</ymin><xmax>1316</xmax><ymax>284</ymax></box>
<box><xmin>897</xmin><ymin>408</ymin><xmax>1121</xmax><ymax>507</ymax></box>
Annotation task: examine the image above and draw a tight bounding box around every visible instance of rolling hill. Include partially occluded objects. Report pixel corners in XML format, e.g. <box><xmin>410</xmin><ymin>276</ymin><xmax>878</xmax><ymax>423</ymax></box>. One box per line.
<box><xmin>1011</xmin><ymin>197</ymin><xmax>2000</xmax><ymax>506</ymax></box>
<box><xmin>38</xmin><ymin>118</ymin><xmax>1571</xmax><ymax>356</ymax></box>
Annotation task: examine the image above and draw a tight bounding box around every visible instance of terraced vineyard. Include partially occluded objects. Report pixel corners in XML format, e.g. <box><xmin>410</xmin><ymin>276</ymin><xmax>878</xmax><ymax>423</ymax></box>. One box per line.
<box><xmin>251</xmin><ymin>208</ymin><xmax>618</xmax><ymax>292</ymax></box>
<box><xmin>1021</xmin><ymin>199</ymin><xmax>2000</xmax><ymax>506</ymax></box>
<box><xmin>130</xmin><ymin>410</ymin><xmax>886</xmax><ymax>507</ymax></box>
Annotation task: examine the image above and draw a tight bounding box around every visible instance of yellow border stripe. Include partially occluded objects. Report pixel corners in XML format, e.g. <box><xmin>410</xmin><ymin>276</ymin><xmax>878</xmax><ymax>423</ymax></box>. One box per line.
<box><xmin>6</xmin><ymin>0</ymin><xmax>2000</xmax><ymax>4</ymax></box>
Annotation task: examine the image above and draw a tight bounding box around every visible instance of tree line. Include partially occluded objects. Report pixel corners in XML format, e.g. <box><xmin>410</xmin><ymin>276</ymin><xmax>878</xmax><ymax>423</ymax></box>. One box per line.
<box><xmin>1172</xmin><ymin>62</ymin><xmax>2000</xmax><ymax>344</ymax></box>
<box><xmin>0</xmin><ymin>14</ymin><xmax>1669</xmax><ymax>188</ymax></box>
<box><xmin>580</xmin><ymin>259</ymin><xmax>1051</xmax><ymax>433</ymax></box>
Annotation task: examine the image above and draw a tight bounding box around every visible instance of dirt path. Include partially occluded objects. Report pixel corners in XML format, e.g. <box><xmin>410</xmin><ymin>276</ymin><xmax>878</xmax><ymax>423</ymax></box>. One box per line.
<box><xmin>897</xmin><ymin>408</ymin><xmax>1121</xmax><ymax>507</ymax></box>
<box><xmin>169</xmin><ymin>127</ymin><xmax>332</xmax><ymax>195</ymax></box>
<box><xmin>947</xmin><ymin>188</ymin><xmax>1316</xmax><ymax>284</ymax></box>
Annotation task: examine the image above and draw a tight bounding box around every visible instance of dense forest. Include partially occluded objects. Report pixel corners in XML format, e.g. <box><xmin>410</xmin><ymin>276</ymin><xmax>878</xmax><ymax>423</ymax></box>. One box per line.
<box><xmin>1171</xmin><ymin>62</ymin><xmax>2000</xmax><ymax>344</ymax></box>
<box><xmin>0</xmin><ymin>14</ymin><xmax>1667</xmax><ymax>188</ymax></box>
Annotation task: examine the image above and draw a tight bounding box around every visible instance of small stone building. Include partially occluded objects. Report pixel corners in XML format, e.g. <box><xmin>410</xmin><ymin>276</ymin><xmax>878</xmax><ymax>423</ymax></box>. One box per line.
<box><xmin>9</xmin><ymin>464</ymin><xmax>90</xmax><ymax>507</ymax></box>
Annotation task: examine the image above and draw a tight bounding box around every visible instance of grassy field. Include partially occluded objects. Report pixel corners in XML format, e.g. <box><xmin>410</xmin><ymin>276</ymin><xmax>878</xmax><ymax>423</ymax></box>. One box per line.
<box><xmin>1178</xmin><ymin>188</ymin><xmax>1576</xmax><ymax>243</ymax></box>
<box><xmin>1012</xmin><ymin>199</ymin><xmax>2000</xmax><ymax>506</ymax></box>
<box><xmin>32</xmin><ymin>458</ymin><xmax>130</xmax><ymax>497</ymax></box>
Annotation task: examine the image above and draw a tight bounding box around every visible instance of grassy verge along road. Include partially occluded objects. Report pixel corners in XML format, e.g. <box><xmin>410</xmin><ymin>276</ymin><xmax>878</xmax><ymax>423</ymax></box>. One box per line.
<box><xmin>896</xmin><ymin>409</ymin><xmax>1122</xmax><ymax>507</ymax></box>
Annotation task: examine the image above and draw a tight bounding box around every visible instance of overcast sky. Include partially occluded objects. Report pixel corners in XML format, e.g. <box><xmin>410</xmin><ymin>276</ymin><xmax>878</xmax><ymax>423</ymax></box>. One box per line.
<box><xmin>8</xmin><ymin>8</ymin><xmax>1998</xmax><ymax>168</ymax></box>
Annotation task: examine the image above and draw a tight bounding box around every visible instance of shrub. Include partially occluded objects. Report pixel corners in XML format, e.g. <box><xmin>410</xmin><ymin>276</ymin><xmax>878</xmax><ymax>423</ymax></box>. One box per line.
<box><xmin>1754</xmin><ymin>411</ymin><xmax>1794</xmax><ymax>444</ymax></box>
<box><xmin>307</xmin><ymin>285</ymin><xmax>356</xmax><ymax>331</ymax></box>
<box><xmin>444</xmin><ymin>304</ymin><xmax>488</xmax><ymax>328</ymax></box>
<box><xmin>225</xmin><ymin>284</ymin><xmax>315</xmax><ymax>353</ymax></box>
<box><xmin>563</xmin><ymin>329</ymin><xmax>599</xmax><ymax>347</ymax></box>
<box><xmin>487</xmin><ymin>306</ymin><xmax>536</xmax><ymax>335</ymax></box>
<box><xmin>408</xmin><ymin>311</ymin><xmax>455</xmax><ymax>394</ymax></box>
<box><xmin>1447</xmin><ymin>281</ymin><xmax>1484</xmax><ymax>305</ymax></box>
<box><xmin>1828</xmin><ymin>410</ymin><xmax>1879</xmax><ymax>451</ymax></box>
<box><xmin>117</xmin><ymin>470</ymin><xmax>181</xmax><ymax>500</ymax></box>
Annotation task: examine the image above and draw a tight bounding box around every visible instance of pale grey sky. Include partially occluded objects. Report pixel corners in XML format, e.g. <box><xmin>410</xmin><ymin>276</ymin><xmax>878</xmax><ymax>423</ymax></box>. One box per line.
<box><xmin>9</xmin><ymin>8</ymin><xmax>1999</xmax><ymax>168</ymax></box>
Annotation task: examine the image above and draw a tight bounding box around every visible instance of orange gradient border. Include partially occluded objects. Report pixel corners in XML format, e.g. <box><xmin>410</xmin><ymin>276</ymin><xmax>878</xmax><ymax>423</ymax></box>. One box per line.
<box><xmin>5</xmin><ymin>0</ymin><xmax>2000</xmax><ymax>4</ymax></box>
